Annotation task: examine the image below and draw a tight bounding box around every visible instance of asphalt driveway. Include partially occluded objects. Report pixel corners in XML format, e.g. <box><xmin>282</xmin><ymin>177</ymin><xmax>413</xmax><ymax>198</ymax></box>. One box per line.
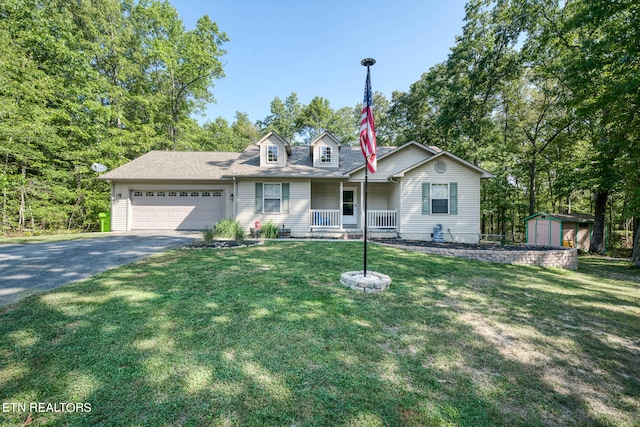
<box><xmin>0</xmin><ymin>231</ymin><xmax>199</xmax><ymax>307</ymax></box>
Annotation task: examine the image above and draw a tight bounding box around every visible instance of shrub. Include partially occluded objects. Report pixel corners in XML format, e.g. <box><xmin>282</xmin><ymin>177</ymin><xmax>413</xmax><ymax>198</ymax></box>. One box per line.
<box><xmin>202</xmin><ymin>228</ymin><xmax>215</xmax><ymax>245</ymax></box>
<box><xmin>260</xmin><ymin>221</ymin><xmax>279</xmax><ymax>238</ymax></box>
<box><xmin>214</xmin><ymin>218</ymin><xmax>245</xmax><ymax>243</ymax></box>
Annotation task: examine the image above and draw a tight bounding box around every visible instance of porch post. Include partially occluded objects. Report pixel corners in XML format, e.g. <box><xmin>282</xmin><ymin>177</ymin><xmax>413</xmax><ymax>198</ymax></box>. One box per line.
<box><xmin>360</xmin><ymin>181</ymin><xmax>365</xmax><ymax>230</ymax></box>
<box><xmin>339</xmin><ymin>181</ymin><xmax>344</xmax><ymax>229</ymax></box>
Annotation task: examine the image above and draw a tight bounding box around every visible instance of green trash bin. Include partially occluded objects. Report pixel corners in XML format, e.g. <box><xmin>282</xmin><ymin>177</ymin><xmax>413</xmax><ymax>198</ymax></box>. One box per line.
<box><xmin>98</xmin><ymin>212</ymin><xmax>111</xmax><ymax>232</ymax></box>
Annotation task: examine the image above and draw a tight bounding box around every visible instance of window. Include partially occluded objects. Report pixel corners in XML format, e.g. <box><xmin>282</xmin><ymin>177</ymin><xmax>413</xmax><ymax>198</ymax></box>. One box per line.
<box><xmin>180</xmin><ymin>192</ymin><xmax>188</xmax><ymax>197</ymax></box>
<box><xmin>168</xmin><ymin>192</ymin><xmax>177</xmax><ymax>197</ymax></box>
<box><xmin>422</xmin><ymin>183</ymin><xmax>457</xmax><ymax>215</ymax></box>
<box><xmin>212</xmin><ymin>191</ymin><xmax>222</xmax><ymax>197</ymax></box>
<box><xmin>267</xmin><ymin>146</ymin><xmax>278</xmax><ymax>163</ymax></box>
<box><xmin>431</xmin><ymin>184</ymin><xmax>448</xmax><ymax>214</ymax></box>
<box><xmin>191</xmin><ymin>192</ymin><xmax>199</xmax><ymax>197</ymax></box>
<box><xmin>263</xmin><ymin>184</ymin><xmax>281</xmax><ymax>213</ymax></box>
<box><xmin>134</xmin><ymin>191</ymin><xmax>143</xmax><ymax>197</ymax></box>
<box><xmin>255</xmin><ymin>183</ymin><xmax>289</xmax><ymax>214</ymax></box>
<box><xmin>146</xmin><ymin>192</ymin><xmax>154</xmax><ymax>197</ymax></box>
<box><xmin>157</xmin><ymin>192</ymin><xmax>166</xmax><ymax>197</ymax></box>
<box><xmin>320</xmin><ymin>146</ymin><xmax>332</xmax><ymax>163</ymax></box>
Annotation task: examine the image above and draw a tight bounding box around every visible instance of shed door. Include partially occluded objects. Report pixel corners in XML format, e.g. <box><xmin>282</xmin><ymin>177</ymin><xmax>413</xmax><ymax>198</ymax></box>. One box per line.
<box><xmin>131</xmin><ymin>190</ymin><xmax>224</xmax><ymax>230</ymax></box>
<box><xmin>535</xmin><ymin>220</ymin><xmax>551</xmax><ymax>246</ymax></box>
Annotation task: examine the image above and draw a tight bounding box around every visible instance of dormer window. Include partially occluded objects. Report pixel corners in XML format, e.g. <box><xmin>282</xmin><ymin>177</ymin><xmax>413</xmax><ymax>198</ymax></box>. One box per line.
<box><xmin>320</xmin><ymin>147</ymin><xmax>332</xmax><ymax>163</ymax></box>
<box><xmin>267</xmin><ymin>146</ymin><xmax>278</xmax><ymax>163</ymax></box>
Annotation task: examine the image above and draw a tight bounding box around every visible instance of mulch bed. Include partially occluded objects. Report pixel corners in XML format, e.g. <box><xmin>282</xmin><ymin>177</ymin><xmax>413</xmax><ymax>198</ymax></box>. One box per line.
<box><xmin>183</xmin><ymin>240</ymin><xmax>260</xmax><ymax>249</ymax></box>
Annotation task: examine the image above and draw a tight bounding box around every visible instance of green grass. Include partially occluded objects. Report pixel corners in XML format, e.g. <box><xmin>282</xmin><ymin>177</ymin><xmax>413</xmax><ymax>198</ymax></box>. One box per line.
<box><xmin>0</xmin><ymin>232</ymin><xmax>109</xmax><ymax>245</ymax></box>
<box><xmin>1</xmin><ymin>242</ymin><xmax>638</xmax><ymax>426</ymax></box>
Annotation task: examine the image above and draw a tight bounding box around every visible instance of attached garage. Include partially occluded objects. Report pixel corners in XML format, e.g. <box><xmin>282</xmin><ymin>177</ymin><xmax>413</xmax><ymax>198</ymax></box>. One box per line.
<box><xmin>131</xmin><ymin>190</ymin><xmax>225</xmax><ymax>230</ymax></box>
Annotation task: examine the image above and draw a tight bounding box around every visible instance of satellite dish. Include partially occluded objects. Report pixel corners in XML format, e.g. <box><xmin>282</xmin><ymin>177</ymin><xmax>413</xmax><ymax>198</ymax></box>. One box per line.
<box><xmin>91</xmin><ymin>163</ymin><xmax>108</xmax><ymax>173</ymax></box>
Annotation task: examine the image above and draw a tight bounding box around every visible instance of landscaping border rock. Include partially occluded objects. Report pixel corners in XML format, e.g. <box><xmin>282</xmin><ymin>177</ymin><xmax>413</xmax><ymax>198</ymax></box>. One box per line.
<box><xmin>340</xmin><ymin>271</ymin><xmax>391</xmax><ymax>293</ymax></box>
<box><xmin>377</xmin><ymin>241</ymin><xmax>578</xmax><ymax>270</ymax></box>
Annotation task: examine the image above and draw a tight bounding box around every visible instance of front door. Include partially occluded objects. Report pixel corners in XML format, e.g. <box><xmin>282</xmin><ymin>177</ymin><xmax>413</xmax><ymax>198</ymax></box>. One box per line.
<box><xmin>343</xmin><ymin>189</ymin><xmax>358</xmax><ymax>227</ymax></box>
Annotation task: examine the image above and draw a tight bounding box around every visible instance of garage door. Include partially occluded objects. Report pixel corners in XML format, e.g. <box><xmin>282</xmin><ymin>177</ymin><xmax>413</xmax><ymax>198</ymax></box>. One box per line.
<box><xmin>131</xmin><ymin>190</ymin><xmax>224</xmax><ymax>230</ymax></box>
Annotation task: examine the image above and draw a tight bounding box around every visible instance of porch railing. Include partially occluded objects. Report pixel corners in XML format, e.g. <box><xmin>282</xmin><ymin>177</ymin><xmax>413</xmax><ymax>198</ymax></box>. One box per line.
<box><xmin>310</xmin><ymin>209</ymin><xmax>341</xmax><ymax>228</ymax></box>
<box><xmin>367</xmin><ymin>210</ymin><xmax>397</xmax><ymax>229</ymax></box>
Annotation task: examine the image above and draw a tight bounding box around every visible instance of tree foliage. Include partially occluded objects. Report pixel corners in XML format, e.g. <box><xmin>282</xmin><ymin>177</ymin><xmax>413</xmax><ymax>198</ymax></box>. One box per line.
<box><xmin>0</xmin><ymin>0</ymin><xmax>228</xmax><ymax>232</ymax></box>
<box><xmin>387</xmin><ymin>0</ymin><xmax>639</xmax><ymax>259</ymax></box>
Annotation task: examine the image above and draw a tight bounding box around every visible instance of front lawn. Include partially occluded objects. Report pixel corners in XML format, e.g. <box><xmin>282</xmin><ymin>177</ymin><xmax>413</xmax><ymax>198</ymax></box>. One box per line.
<box><xmin>0</xmin><ymin>242</ymin><xmax>638</xmax><ymax>426</ymax></box>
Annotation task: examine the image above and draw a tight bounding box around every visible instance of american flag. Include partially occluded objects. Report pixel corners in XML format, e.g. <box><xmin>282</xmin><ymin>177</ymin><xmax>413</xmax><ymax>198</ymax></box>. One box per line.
<box><xmin>360</xmin><ymin>67</ymin><xmax>377</xmax><ymax>174</ymax></box>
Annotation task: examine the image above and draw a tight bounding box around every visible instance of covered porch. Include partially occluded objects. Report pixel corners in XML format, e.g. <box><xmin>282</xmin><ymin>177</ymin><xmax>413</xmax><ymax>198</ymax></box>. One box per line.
<box><xmin>309</xmin><ymin>181</ymin><xmax>399</xmax><ymax>232</ymax></box>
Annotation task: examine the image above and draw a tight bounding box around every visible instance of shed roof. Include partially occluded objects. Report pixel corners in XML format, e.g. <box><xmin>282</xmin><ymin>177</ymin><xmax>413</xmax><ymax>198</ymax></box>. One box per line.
<box><xmin>522</xmin><ymin>212</ymin><xmax>595</xmax><ymax>223</ymax></box>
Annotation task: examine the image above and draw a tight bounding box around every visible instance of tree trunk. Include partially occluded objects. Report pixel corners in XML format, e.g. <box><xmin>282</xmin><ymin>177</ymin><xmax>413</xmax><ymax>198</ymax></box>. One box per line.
<box><xmin>589</xmin><ymin>190</ymin><xmax>608</xmax><ymax>254</ymax></box>
<box><xmin>528</xmin><ymin>159</ymin><xmax>536</xmax><ymax>215</ymax></box>
<box><xmin>632</xmin><ymin>217</ymin><xmax>640</xmax><ymax>267</ymax></box>
<box><xmin>18</xmin><ymin>166</ymin><xmax>26</xmax><ymax>230</ymax></box>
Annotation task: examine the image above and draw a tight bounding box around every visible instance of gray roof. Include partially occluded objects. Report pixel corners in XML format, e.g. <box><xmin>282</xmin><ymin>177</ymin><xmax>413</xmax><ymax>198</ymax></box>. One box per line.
<box><xmin>98</xmin><ymin>142</ymin><xmax>494</xmax><ymax>182</ymax></box>
<box><xmin>227</xmin><ymin>145</ymin><xmax>395</xmax><ymax>178</ymax></box>
<box><xmin>98</xmin><ymin>151</ymin><xmax>241</xmax><ymax>181</ymax></box>
<box><xmin>523</xmin><ymin>212</ymin><xmax>595</xmax><ymax>223</ymax></box>
<box><xmin>99</xmin><ymin>146</ymin><xmax>396</xmax><ymax>181</ymax></box>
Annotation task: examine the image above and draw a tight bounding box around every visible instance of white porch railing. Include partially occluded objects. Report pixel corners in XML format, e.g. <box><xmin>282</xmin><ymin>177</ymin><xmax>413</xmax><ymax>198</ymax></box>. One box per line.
<box><xmin>367</xmin><ymin>210</ymin><xmax>397</xmax><ymax>229</ymax></box>
<box><xmin>310</xmin><ymin>209</ymin><xmax>341</xmax><ymax>228</ymax></box>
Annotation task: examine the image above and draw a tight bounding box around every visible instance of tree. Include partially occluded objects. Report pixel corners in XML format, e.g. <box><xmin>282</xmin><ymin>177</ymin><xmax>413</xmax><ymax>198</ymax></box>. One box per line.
<box><xmin>0</xmin><ymin>0</ymin><xmax>230</xmax><ymax>233</ymax></box>
<box><xmin>296</xmin><ymin>96</ymin><xmax>334</xmax><ymax>144</ymax></box>
<box><xmin>523</xmin><ymin>0</ymin><xmax>640</xmax><ymax>254</ymax></box>
<box><xmin>197</xmin><ymin>112</ymin><xmax>260</xmax><ymax>152</ymax></box>
<box><xmin>133</xmin><ymin>0</ymin><xmax>228</xmax><ymax>147</ymax></box>
<box><xmin>257</xmin><ymin>92</ymin><xmax>302</xmax><ymax>142</ymax></box>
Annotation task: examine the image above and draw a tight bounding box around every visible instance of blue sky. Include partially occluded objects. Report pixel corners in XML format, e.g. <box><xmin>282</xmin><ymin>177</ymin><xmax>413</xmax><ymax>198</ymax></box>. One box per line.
<box><xmin>168</xmin><ymin>0</ymin><xmax>469</xmax><ymax>124</ymax></box>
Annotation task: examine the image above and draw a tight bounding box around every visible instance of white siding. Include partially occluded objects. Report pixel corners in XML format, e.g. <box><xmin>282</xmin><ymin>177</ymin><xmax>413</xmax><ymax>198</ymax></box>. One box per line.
<box><xmin>236</xmin><ymin>179</ymin><xmax>310</xmax><ymax>236</ymax></box>
<box><xmin>400</xmin><ymin>159</ymin><xmax>481</xmax><ymax>243</ymax></box>
<box><xmin>311</xmin><ymin>136</ymin><xmax>340</xmax><ymax>168</ymax></box>
<box><xmin>367</xmin><ymin>183</ymin><xmax>390</xmax><ymax>210</ymax></box>
<box><xmin>311</xmin><ymin>182</ymin><xmax>340</xmax><ymax>209</ymax></box>
<box><xmin>351</xmin><ymin>145</ymin><xmax>432</xmax><ymax>182</ymax></box>
<box><xmin>259</xmin><ymin>135</ymin><xmax>288</xmax><ymax>167</ymax></box>
<box><xmin>389</xmin><ymin>180</ymin><xmax>401</xmax><ymax>216</ymax></box>
<box><xmin>111</xmin><ymin>183</ymin><xmax>130</xmax><ymax>231</ymax></box>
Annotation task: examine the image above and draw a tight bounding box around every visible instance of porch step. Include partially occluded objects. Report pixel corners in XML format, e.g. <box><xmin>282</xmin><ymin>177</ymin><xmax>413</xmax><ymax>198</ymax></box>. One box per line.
<box><xmin>308</xmin><ymin>229</ymin><xmax>398</xmax><ymax>240</ymax></box>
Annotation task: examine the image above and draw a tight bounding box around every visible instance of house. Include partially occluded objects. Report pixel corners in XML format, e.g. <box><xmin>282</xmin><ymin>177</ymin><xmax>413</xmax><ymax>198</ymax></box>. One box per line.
<box><xmin>523</xmin><ymin>212</ymin><xmax>598</xmax><ymax>251</ymax></box>
<box><xmin>98</xmin><ymin>132</ymin><xmax>494</xmax><ymax>242</ymax></box>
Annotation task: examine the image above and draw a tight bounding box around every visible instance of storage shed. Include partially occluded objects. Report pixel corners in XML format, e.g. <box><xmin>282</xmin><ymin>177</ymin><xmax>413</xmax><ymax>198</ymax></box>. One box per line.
<box><xmin>523</xmin><ymin>212</ymin><xmax>596</xmax><ymax>251</ymax></box>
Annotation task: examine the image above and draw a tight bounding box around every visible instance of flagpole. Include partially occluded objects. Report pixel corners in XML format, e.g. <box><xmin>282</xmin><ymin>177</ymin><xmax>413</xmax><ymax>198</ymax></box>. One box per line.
<box><xmin>361</xmin><ymin>58</ymin><xmax>375</xmax><ymax>277</ymax></box>
<box><xmin>364</xmin><ymin>162</ymin><xmax>368</xmax><ymax>277</ymax></box>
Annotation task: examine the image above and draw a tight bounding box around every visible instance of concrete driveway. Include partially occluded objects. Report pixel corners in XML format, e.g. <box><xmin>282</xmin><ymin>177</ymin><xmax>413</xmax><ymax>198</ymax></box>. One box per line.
<box><xmin>0</xmin><ymin>231</ymin><xmax>200</xmax><ymax>307</ymax></box>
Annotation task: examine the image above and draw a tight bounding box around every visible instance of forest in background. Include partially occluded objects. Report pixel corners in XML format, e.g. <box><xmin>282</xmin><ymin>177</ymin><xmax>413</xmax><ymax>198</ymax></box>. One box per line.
<box><xmin>1</xmin><ymin>0</ymin><xmax>638</xmax><ymax>262</ymax></box>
